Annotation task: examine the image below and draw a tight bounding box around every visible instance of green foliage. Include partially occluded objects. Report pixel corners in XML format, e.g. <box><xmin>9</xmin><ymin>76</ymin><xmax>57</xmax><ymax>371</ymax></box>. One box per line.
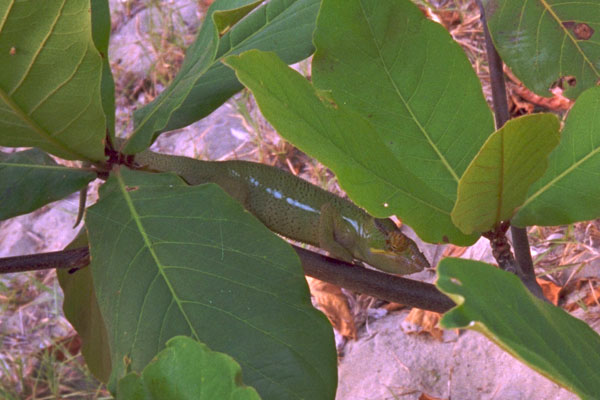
<box><xmin>57</xmin><ymin>232</ymin><xmax>112</xmax><ymax>384</ymax></box>
<box><xmin>90</xmin><ymin>0</ymin><xmax>116</xmax><ymax>140</ymax></box>
<box><xmin>85</xmin><ymin>168</ymin><xmax>336</xmax><ymax>399</ymax></box>
<box><xmin>514</xmin><ymin>86</ymin><xmax>600</xmax><ymax>227</ymax></box>
<box><xmin>452</xmin><ymin>114</ymin><xmax>560</xmax><ymax>234</ymax></box>
<box><xmin>0</xmin><ymin>149</ymin><xmax>95</xmax><ymax>220</ymax></box>
<box><xmin>0</xmin><ymin>0</ymin><xmax>106</xmax><ymax>161</ymax></box>
<box><xmin>117</xmin><ymin>336</ymin><xmax>261</xmax><ymax>400</ymax></box>
<box><xmin>3</xmin><ymin>0</ymin><xmax>600</xmax><ymax>398</ymax></box>
<box><xmin>313</xmin><ymin>0</ymin><xmax>494</xmax><ymax>202</ymax></box>
<box><xmin>125</xmin><ymin>0</ymin><xmax>320</xmax><ymax>153</ymax></box>
<box><xmin>225</xmin><ymin>50</ymin><xmax>477</xmax><ymax>245</ymax></box>
<box><xmin>437</xmin><ymin>258</ymin><xmax>600</xmax><ymax>399</ymax></box>
<box><xmin>483</xmin><ymin>0</ymin><xmax>600</xmax><ymax>99</ymax></box>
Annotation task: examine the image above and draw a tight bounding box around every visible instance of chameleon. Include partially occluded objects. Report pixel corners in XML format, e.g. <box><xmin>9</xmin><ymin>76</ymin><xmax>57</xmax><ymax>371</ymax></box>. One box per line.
<box><xmin>133</xmin><ymin>147</ymin><xmax>429</xmax><ymax>275</ymax></box>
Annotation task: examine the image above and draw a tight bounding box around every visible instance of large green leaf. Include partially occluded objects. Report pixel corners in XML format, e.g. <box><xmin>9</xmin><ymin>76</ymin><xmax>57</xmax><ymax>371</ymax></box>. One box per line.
<box><xmin>483</xmin><ymin>0</ymin><xmax>600</xmax><ymax>100</ymax></box>
<box><xmin>437</xmin><ymin>258</ymin><xmax>600</xmax><ymax>399</ymax></box>
<box><xmin>0</xmin><ymin>149</ymin><xmax>95</xmax><ymax>221</ymax></box>
<box><xmin>313</xmin><ymin>0</ymin><xmax>494</xmax><ymax>201</ymax></box>
<box><xmin>90</xmin><ymin>0</ymin><xmax>116</xmax><ymax>140</ymax></box>
<box><xmin>85</xmin><ymin>167</ymin><xmax>337</xmax><ymax>399</ymax></box>
<box><xmin>514</xmin><ymin>87</ymin><xmax>600</xmax><ymax>227</ymax></box>
<box><xmin>125</xmin><ymin>0</ymin><xmax>319</xmax><ymax>154</ymax></box>
<box><xmin>117</xmin><ymin>336</ymin><xmax>261</xmax><ymax>400</ymax></box>
<box><xmin>0</xmin><ymin>0</ymin><xmax>106</xmax><ymax>161</ymax></box>
<box><xmin>225</xmin><ymin>50</ymin><xmax>477</xmax><ymax>245</ymax></box>
<box><xmin>451</xmin><ymin>114</ymin><xmax>560</xmax><ymax>234</ymax></box>
<box><xmin>57</xmin><ymin>231</ymin><xmax>112</xmax><ymax>383</ymax></box>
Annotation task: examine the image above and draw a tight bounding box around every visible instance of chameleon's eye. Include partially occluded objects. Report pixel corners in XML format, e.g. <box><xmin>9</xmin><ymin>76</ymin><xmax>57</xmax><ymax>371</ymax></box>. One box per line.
<box><xmin>387</xmin><ymin>231</ymin><xmax>408</xmax><ymax>252</ymax></box>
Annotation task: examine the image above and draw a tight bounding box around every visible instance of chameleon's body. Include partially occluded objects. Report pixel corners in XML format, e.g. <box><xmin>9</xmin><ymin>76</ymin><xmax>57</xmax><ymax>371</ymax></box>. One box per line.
<box><xmin>134</xmin><ymin>149</ymin><xmax>429</xmax><ymax>274</ymax></box>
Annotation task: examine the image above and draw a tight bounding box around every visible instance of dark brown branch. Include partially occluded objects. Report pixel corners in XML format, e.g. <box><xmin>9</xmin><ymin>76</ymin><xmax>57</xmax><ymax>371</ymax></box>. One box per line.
<box><xmin>0</xmin><ymin>246</ymin><xmax>455</xmax><ymax>313</ymax></box>
<box><xmin>294</xmin><ymin>246</ymin><xmax>454</xmax><ymax>313</ymax></box>
<box><xmin>482</xmin><ymin>222</ymin><xmax>515</xmax><ymax>272</ymax></box>
<box><xmin>477</xmin><ymin>1</ymin><xmax>545</xmax><ymax>301</ymax></box>
<box><xmin>0</xmin><ymin>248</ymin><xmax>90</xmax><ymax>274</ymax></box>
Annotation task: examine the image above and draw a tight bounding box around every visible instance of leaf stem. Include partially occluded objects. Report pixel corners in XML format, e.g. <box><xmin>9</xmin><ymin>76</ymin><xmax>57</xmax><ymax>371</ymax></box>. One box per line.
<box><xmin>0</xmin><ymin>247</ymin><xmax>455</xmax><ymax>313</ymax></box>
<box><xmin>477</xmin><ymin>0</ymin><xmax>546</xmax><ymax>301</ymax></box>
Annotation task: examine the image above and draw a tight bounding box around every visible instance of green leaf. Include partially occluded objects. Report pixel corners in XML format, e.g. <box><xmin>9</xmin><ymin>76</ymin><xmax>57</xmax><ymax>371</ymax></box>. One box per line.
<box><xmin>86</xmin><ymin>168</ymin><xmax>336</xmax><ymax>399</ymax></box>
<box><xmin>0</xmin><ymin>0</ymin><xmax>106</xmax><ymax>161</ymax></box>
<box><xmin>225</xmin><ymin>50</ymin><xmax>477</xmax><ymax>245</ymax></box>
<box><xmin>514</xmin><ymin>87</ymin><xmax>600</xmax><ymax>227</ymax></box>
<box><xmin>117</xmin><ymin>336</ymin><xmax>261</xmax><ymax>400</ymax></box>
<box><xmin>451</xmin><ymin>114</ymin><xmax>560</xmax><ymax>234</ymax></box>
<box><xmin>313</xmin><ymin>0</ymin><xmax>494</xmax><ymax>201</ymax></box>
<box><xmin>125</xmin><ymin>0</ymin><xmax>319</xmax><ymax>154</ymax></box>
<box><xmin>213</xmin><ymin>0</ymin><xmax>263</xmax><ymax>36</ymax></box>
<box><xmin>483</xmin><ymin>0</ymin><xmax>600</xmax><ymax>100</ymax></box>
<box><xmin>90</xmin><ymin>0</ymin><xmax>116</xmax><ymax>140</ymax></box>
<box><xmin>0</xmin><ymin>149</ymin><xmax>95</xmax><ymax>221</ymax></box>
<box><xmin>57</xmin><ymin>231</ymin><xmax>112</xmax><ymax>383</ymax></box>
<box><xmin>437</xmin><ymin>258</ymin><xmax>600</xmax><ymax>399</ymax></box>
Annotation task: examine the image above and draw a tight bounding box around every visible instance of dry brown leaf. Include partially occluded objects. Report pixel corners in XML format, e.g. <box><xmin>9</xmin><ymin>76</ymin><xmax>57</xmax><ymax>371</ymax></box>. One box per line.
<box><xmin>442</xmin><ymin>245</ymin><xmax>468</xmax><ymax>258</ymax></box>
<box><xmin>508</xmin><ymin>90</ymin><xmax>535</xmax><ymax>116</ymax></box>
<box><xmin>382</xmin><ymin>302</ymin><xmax>405</xmax><ymax>312</ymax></box>
<box><xmin>306</xmin><ymin>277</ymin><xmax>356</xmax><ymax>339</ymax></box>
<box><xmin>402</xmin><ymin>308</ymin><xmax>444</xmax><ymax>341</ymax></box>
<box><xmin>505</xmin><ymin>66</ymin><xmax>573</xmax><ymax>111</ymax></box>
<box><xmin>437</xmin><ymin>10</ymin><xmax>462</xmax><ymax>29</ymax></box>
<box><xmin>25</xmin><ymin>334</ymin><xmax>83</xmax><ymax>377</ymax></box>
<box><xmin>565</xmin><ymin>279</ymin><xmax>600</xmax><ymax>311</ymax></box>
<box><xmin>419</xmin><ymin>393</ymin><xmax>447</xmax><ymax>400</ymax></box>
<box><xmin>536</xmin><ymin>279</ymin><xmax>562</xmax><ymax>305</ymax></box>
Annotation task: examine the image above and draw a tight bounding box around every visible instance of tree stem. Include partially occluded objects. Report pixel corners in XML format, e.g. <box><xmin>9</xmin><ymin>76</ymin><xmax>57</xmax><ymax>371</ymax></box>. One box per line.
<box><xmin>477</xmin><ymin>0</ymin><xmax>546</xmax><ymax>300</ymax></box>
<box><xmin>0</xmin><ymin>246</ymin><xmax>455</xmax><ymax>313</ymax></box>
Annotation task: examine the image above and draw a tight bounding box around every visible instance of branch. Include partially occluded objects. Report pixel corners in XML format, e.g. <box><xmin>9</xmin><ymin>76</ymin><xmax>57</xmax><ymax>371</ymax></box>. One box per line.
<box><xmin>477</xmin><ymin>1</ymin><xmax>545</xmax><ymax>301</ymax></box>
<box><xmin>0</xmin><ymin>247</ymin><xmax>455</xmax><ymax>313</ymax></box>
<box><xmin>0</xmin><ymin>248</ymin><xmax>90</xmax><ymax>274</ymax></box>
<box><xmin>295</xmin><ymin>246</ymin><xmax>454</xmax><ymax>313</ymax></box>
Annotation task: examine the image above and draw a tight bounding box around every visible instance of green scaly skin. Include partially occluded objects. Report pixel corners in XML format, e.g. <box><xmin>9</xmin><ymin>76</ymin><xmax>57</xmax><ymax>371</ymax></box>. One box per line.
<box><xmin>133</xmin><ymin>148</ymin><xmax>429</xmax><ymax>274</ymax></box>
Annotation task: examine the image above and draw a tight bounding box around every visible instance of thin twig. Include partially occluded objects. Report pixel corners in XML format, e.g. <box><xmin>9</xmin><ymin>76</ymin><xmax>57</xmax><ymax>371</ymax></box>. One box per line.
<box><xmin>477</xmin><ymin>0</ymin><xmax>546</xmax><ymax>301</ymax></box>
<box><xmin>0</xmin><ymin>246</ymin><xmax>455</xmax><ymax>313</ymax></box>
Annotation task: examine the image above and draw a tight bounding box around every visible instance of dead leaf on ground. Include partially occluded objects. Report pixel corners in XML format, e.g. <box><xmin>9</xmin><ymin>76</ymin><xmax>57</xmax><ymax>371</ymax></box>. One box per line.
<box><xmin>442</xmin><ymin>245</ymin><xmax>468</xmax><ymax>258</ymax></box>
<box><xmin>306</xmin><ymin>277</ymin><xmax>356</xmax><ymax>339</ymax></box>
<box><xmin>402</xmin><ymin>308</ymin><xmax>444</xmax><ymax>341</ymax></box>
<box><xmin>537</xmin><ymin>279</ymin><xmax>562</xmax><ymax>305</ymax></box>
<box><xmin>24</xmin><ymin>334</ymin><xmax>83</xmax><ymax>377</ymax></box>
<box><xmin>419</xmin><ymin>393</ymin><xmax>447</xmax><ymax>400</ymax></box>
<box><xmin>505</xmin><ymin>66</ymin><xmax>573</xmax><ymax>111</ymax></box>
<box><xmin>565</xmin><ymin>278</ymin><xmax>600</xmax><ymax>311</ymax></box>
<box><xmin>382</xmin><ymin>302</ymin><xmax>405</xmax><ymax>312</ymax></box>
<box><xmin>508</xmin><ymin>89</ymin><xmax>535</xmax><ymax>116</ymax></box>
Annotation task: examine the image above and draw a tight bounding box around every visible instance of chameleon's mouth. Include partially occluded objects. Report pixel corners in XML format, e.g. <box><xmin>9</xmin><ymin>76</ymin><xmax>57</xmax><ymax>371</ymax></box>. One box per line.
<box><xmin>368</xmin><ymin>247</ymin><xmax>426</xmax><ymax>274</ymax></box>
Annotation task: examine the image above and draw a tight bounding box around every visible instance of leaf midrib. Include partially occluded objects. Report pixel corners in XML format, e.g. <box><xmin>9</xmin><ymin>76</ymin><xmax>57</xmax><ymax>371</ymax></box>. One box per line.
<box><xmin>520</xmin><ymin>137</ymin><xmax>600</xmax><ymax>210</ymax></box>
<box><xmin>0</xmin><ymin>162</ymin><xmax>86</xmax><ymax>171</ymax></box>
<box><xmin>358</xmin><ymin>1</ymin><xmax>460</xmax><ymax>183</ymax></box>
<box><xmin>0</xmin><ymin>87</ymin><xmax>85</xmax><ymax>160</ymax></box>
<box><xmin>113</xmin><ymin>176</ymin><xmax>326</xmax><ymax>398</ymax></box>
<box><xmin>538</xmin><ymin>0</ymin><xmax>599</xmax><ymax>77</ymax></box>
<box><xmin>116</xmin><ymin>171</ymin><xmax>201</xmax><ymax>342</ymax></box>
<box><xmin>0</xmin><ymin>0</ymin><xmax>91</xmax><ymax>161</ymax></box>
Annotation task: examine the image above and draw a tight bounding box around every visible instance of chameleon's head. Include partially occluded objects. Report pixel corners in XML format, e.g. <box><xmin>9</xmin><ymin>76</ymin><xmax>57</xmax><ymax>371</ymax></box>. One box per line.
<box><xmin>359</xmin><ymin>218</ymin><xmax>429</xmax><ymax>275</ymax></box>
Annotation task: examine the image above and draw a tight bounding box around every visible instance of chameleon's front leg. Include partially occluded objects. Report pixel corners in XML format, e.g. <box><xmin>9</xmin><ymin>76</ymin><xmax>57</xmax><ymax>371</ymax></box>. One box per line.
<box><xmin>318</xmin><ymin>203</ymin><xmax>358</xmax><ymax>263</ymax></box>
